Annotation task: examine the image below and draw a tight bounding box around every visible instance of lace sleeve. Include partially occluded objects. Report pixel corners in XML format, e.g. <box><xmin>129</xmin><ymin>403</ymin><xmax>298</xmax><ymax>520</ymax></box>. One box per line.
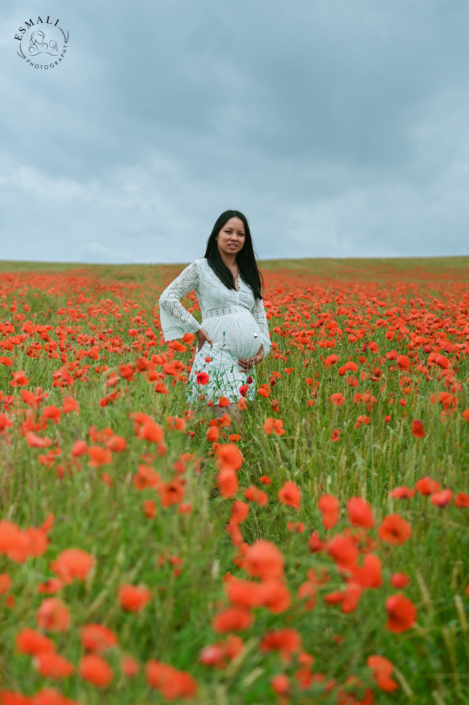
<box><xmin>251</xmin><ymin>296</ymin><xmax>272</xmax><ymax>358</ymax></box>
<box><xmin>158</xmin><ymin>262</ymin><xmax>202</xmax><ymax>341</ymax></box>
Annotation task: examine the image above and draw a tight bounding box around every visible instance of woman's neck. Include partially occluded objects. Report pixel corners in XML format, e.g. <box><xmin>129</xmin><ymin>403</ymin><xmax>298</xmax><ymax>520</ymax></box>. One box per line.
<box><xmin>219</xmin><ymin>252</ymin><xmax>237</xmax><ymax>270</ymax></box>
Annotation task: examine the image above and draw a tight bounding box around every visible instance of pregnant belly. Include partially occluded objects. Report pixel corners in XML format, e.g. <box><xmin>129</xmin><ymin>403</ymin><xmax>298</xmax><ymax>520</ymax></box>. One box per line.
<box><xmin>202</xmin><ymin>311</ymin><xmax>262</xmax><ymax>361</ymax></box>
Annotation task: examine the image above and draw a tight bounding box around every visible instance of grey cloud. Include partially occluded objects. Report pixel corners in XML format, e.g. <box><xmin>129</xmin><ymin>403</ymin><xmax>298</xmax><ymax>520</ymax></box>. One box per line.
<box><xmin>1</xmin><ymin>0</ymin><xmax>469</xmax><ymax>263</ymax></box>
<box><xmin>81</xmin><ymin>242</ymin><xmax>137</xmax><ymax>264</ymax></box>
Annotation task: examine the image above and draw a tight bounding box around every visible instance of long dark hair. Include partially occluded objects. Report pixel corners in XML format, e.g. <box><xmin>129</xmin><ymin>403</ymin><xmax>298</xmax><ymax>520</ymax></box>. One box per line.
<box><xmin>203</xmin><ymin>210</ymin><xmax>264</xmax><ymax>301</ymax></box>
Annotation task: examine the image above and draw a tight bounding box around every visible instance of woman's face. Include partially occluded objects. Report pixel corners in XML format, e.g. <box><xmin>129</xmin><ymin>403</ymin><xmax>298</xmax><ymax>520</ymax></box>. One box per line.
<box><xmin>216</xmin><ymin>217</ymin><xmax>245</xmax><ymax>258</ymax></box>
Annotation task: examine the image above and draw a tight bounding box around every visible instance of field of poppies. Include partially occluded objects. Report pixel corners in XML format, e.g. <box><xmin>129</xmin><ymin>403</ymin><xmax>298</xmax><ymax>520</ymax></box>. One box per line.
<box><xmin>0</xmin><ymin>257</ymin><xmax>468</xmax><ymax>705</ymax></box>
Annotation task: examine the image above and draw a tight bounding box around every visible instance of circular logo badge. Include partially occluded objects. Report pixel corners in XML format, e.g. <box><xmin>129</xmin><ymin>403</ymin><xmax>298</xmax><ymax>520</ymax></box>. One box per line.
<box><xmin>15</xmin><ymin>16</ymin><xmax>69</xmax><ymax>70</ymax></box>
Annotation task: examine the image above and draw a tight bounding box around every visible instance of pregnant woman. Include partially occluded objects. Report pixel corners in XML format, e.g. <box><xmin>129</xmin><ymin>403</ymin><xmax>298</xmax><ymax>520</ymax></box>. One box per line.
<box><xmin>158</xmin><ymin>209</ymin><xmax>271</xmax><ymax>426</ymax></box>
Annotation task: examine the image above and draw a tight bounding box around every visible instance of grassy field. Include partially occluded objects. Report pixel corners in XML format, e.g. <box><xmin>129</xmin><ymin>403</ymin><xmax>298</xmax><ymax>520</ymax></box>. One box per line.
<box><xmin>1</xmin><ymin>254</ymin><xmax>468</xmax><ymax>280</ymax></box>
<box><xmin>0</xmin><ymin>257</ymin><xmax>468</xmax><ymax>704</ymax></box>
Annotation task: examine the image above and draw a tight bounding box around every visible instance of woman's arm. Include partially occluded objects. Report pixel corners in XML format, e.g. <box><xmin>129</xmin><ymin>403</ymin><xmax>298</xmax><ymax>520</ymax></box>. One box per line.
<box><xmin>158</xmin><ymin>262</ymin><xmax>202</xmax><ymax>341</ymax></box>
<box><xmin>251</xmin><ymin>296</ymin><xmax>272</xmax><ymax>358</ymax></box>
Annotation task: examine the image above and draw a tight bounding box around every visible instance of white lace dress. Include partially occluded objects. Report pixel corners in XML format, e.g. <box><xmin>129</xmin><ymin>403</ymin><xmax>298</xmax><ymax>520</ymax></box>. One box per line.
<box><xmin>158</xmin><ymin>258</ymin><xmax>271</xmax><ymax>406</ymax></box>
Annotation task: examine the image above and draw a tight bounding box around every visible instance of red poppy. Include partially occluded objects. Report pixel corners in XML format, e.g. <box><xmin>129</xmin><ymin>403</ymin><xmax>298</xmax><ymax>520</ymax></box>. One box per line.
<box><xmin>133</xmin><ymin>464</ymin><xmax>160</xmax><ymax>491</ymax></box>
<box><xmin>212</xmin><ymin>606</ymin><xmax>253</xmax><ymax>633</ymax></box>
<box><xmin>411</xmin><ymin>419</ymin><xmax>425</xmax><ymax>438</ymax></box>
<box><xmin>308</xmin><ymin>530</ymin><xmax>326</xmax><ymax>553</ymax></box>
<box><xmin>385</xmin><ymin>593</ymin><xmax>417</xmax><ymax>633</ymax></box>
<box><xmin>244</xmin><ymin>486</ymin><xmax>268</xmax><ymax>506</ymax></box>
<box><xmin>435</xmin><ymin>354</ymin><xmax>450</xmax><ymax>369</ymax></box>
<box><xmin>62</xmin><ymin>396</ymin><xmax>80</xmax><ymax>414</ymax></box>
<box><xmin>258</xmin><ymin>580</ymin><xmax>291</xmax><ymax>613</ymax></box>
<box><xmin>396</xmin><ymin>355</ymin><xmax>410</xmax><ymax>370</ymax></box>
<box><xmin>390</xmin><ymin>572</ymin><xmax>410</xmax><ymax>588</ymax></box>
<box><xmin>81</xmin><ymin>624</ymin><xmax>118</xmax><ymax>652</ymax></box>
<box><xmin>243</xmin><ymin>540</ymin><xmax>285</xmax><ymax>581</ymax></box>
<box><xmin>42</xmin><ymin>406</ymin><xmax>61</xmax><ymax>424</ymax></box>
<box><xmin>16</xmin><ymin>628</ymin><xmax>55</xmax><ymax>656</ymax></box>
<box><xmin>121</xmin><ymin>655</ymin><xmax>139</xmax><ymax>677</ymax></box>
<box><xmin>139</xmin><ymin>418</ymin><xmax>165</xmax><ymax>444</ymax></box>
<box><xmin>355</xmin><ymin>415</ymin><xmax>370</xmax><ymax>429</ymax></box>
<box><xmin>72</xmin><ymin>440</ymin><xmax>88</xmax><ymax>457</ymax></box>
<box><xmin>158</xmin><ymin>479</ymin><xmax>184</xmax><ymax>507</ymax></box>
<box><xmin>454</xmin><ymin>493</ymin><xmax>469</xmax><ymax>508</ymax></box>
<box><xmin>327</xmin><ymin>534</ymin><xmax>359</xmax><ymax>569</ymax></box>
<box><xmin>341</xmin><ymin>583</ymin><xmax>363</xmax><ymax>613</ymax></box>
<box><xmin>260</xmin><ymin>629</ymin><xmax>301</xmax><ymax>663</ymax></box>
<box><xmin>389</xmin><ymin>486</ymin><xmax>416</xmax><ymax>499</ymax></box>
<box><xmin>346</xmin><ymin>497</ymin><xmax>374</xmax><ymax>528</ymax></box>
<box><xmin>106</xmin><ymin>435</ymin><xmax>127</xmax><ymax>452</ymax></box>
<box><xmin>367</xmin><ymin>655</ymin><xmax>398</xmax><ymax>692</ymax></box>
<box><xmin>217</xmin><ymin>469</ymin><xmax>238</xmax><ymax>499</ymax></box>
<box><xmin>10</xmin><ymin>371</ymin><xmax>29</xmax><ymax>387</ymax></box>
<box><xmin>25</xmin><ymin>432</ymin><xmax>53</xmax><ymax>449</ymax></box>
<box><xmin>271</xmin><ymin>674</ymin><xmax>290</xmax><ymax>696</ymax></box>
<box><xmin>415</xmin><ymin>477</ymin><xmax>441</xmax><ymax>495</ymax></box>
<box><xmin>278</xmin><ymin>481</ymin><xmax>301</xmax><ymax>510</ymax></box>
<box><xmin>50</xmin><ymin>549</ymin><xmax>95</xmax><ymax>584</ymax></box>
<box><xmin>230</xmin><ymin>500</ymin><xmax>249</xmax><ymax>524</ymax></box>
<box><xmin>318</xmin><ymin>494</ymin><xmax>340</xmax><ymax>530</ymax></box>
<box><xmin>87</xmin><ymin>446</ymin><xmax>112</xmax><ymax>468</ymax></box>
<box><xmin>0</xmin><ymin>573</ymin><xmax>11</xmax><ymax>595</ymax></box>
<box><xmin>225</xmin><ymin>576</ymin><xmax>263</xmax><ymax>608</ymax></box>
<box><xmin>35</xmin><ymin>651</ymin><xmax>74</xmax><ymax>679</ymax></box>
<box><xmin>264</xmin><ymin>418</ymin><xmax>286</xmax><ymax>436</ymax></box>
<box><xmin>216</xmin><ymin>443</ymin><xmax>244</xmax><ymax>472</ymax></box>
<box><xmin>430</xmin><ymin>489</ymin><xmax>453</xmax><ymax>507</ymax></box>
<box><xmin>378</xmin><ymin>515</ymin><xmax>412</xmax><ymax>545</ymax></box>
<box><xmin>351</xmin><ymin>553</ymin><xmax>382</xmax><ymax>589</ymax></box>
<box><xmin>118</xmin><ymin>584</ymin><xmax>152</xmax><ymax>612</ymax></box>
<box><xmin>79</xmin><ymin>654</ymin><xmax>113</xmax><ymax>688</ymax></box>
<box><xmin>206</xmin><ymin>426</ymin><xmax>220</xmax><ymax>442</ymax></box>
<box><xmin>142</xmin><ymin>499</ymin><xmax>156</xmax><ymax>518</ymax></box>
<box><xmin>146</xmin><ymin>660</ymin><xmax>198</xmax><ymax>698</ymax></box>
<box><xmin>36</xmin><ymin>598</ymin><xmax>70</xmax><ymax>632</ymax></box>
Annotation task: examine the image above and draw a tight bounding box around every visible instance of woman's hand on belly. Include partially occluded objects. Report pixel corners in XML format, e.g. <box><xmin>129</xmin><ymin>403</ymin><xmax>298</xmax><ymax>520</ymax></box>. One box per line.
<box><xmin>238</xmin><ymin>344</ymin><xmax>264</xmax><ymax>372</ymax></box>
<box><xmin>196</xmin><ymin>328</ymin><xmax>214</xmax><ymax>352</ymax></box>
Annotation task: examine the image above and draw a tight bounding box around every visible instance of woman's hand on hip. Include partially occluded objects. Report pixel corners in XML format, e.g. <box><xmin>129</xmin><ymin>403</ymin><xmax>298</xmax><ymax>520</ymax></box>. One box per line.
<box><xmin>238</xmin><ymin>344</ymin><xmax>264</xmax><ymax>372</ymax></box>
<box><xmin>196</xmin><ymin>328</ymin><xmax>214</xmax><ymax>352</ymax></box>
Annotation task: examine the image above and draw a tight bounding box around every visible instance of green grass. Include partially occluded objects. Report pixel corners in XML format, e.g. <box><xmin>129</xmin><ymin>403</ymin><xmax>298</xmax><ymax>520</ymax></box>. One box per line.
<box><xmin>1</xmin><ymin>255</ymin><xmax>469</xmax><ymax>282</ymax></box>
<box><xmin>0</xmin><ymin>261</ymin><xmax>468</xmax><ymax>703</ymax></box>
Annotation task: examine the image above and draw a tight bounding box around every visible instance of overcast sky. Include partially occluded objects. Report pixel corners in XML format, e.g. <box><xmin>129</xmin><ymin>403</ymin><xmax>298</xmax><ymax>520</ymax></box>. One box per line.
<box><xmin>1</xmin><ymin>0</ymin><xmax>468</xmax><ymax>264</ymax></box>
